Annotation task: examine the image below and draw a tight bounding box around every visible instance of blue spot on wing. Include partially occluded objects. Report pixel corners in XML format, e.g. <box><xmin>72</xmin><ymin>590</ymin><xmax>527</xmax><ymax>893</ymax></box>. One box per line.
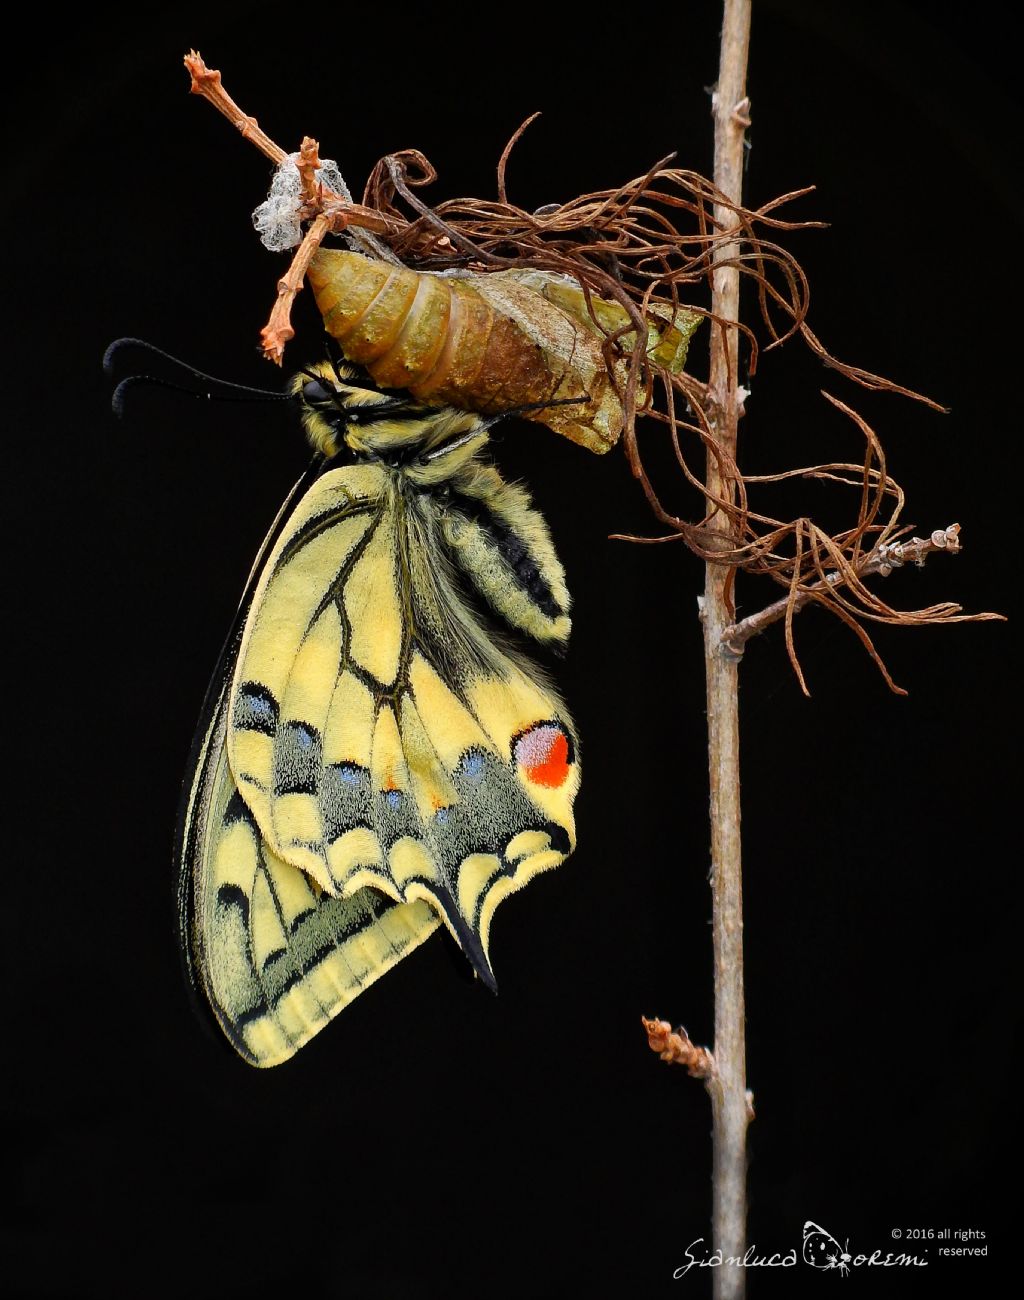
<box><xmin>273</xmin><ymin>720</ymin><xmax>323</xmax><ymax>796</ymax></box>
<box><xmin>234</xmin><ymin>682</ymin><xmax>280</xmax><ymax>736</ymax></box>
<box><xmin>322</xmin><ymin>762</ymin><xmax>372</xmax><ymax>841</ymax></box>
<box><xmin>458</xmin><ymin>750</ymin><xmax>486</xmax><ymax>780</ymax></box>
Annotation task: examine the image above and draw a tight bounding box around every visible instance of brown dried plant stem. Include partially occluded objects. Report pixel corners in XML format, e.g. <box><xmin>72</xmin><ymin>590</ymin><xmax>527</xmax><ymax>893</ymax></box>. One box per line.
<box><xmin>704</xmin><ymin>3</ymin><xmax>751</xmax><ymax>1297</ymax></box>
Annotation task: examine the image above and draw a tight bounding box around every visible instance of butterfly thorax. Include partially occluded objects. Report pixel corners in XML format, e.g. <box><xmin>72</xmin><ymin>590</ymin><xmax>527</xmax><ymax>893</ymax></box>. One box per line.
<box><xmin>294</xmin><ymin>360</ymin><xmax>573</xmax><ymax>657</ymax></box>
<box><xmin>295</xmin><ymin>360</ymin><xmax>485</xmax><ymax>471</ymax></box>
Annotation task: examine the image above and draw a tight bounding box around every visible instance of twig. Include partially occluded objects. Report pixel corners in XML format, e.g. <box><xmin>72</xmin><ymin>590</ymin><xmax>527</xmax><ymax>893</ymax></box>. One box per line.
<box><xmin>260</xmin><ymin>212</ymin><xmax>332</xmax><ymax>363</ymax></box>
<box><xmin>184</xmin><ymin>52</ymin><xmax>403</xmax><ymax>244</ymax></box>
<box><xmin>184</xmin><ymin>49</ymin><xmax>286</xmax><ymax>164</ymax></box>
<box><xmin>296</xmin><ymin>135</ymin><xmax>324</xmax><ymax>207</ymax></box>
<box><xmin>184</xmin><ymin>50</ymin><xmax>407</xmax><ymax>360</ymax></box>
<box><xmin>721</xmin><ymin>523</ymin><xmax>969</xmax><ymax>657</ymax></box>
<box><xmin>641</xmin><ymin>1017</ymin><xmax>716</xmax><ymax>1078</ymax></box>
<box><xmin>703</xmin><ymin>4</ymin><xmax>751</xmax><ymax>1298</ymax></box>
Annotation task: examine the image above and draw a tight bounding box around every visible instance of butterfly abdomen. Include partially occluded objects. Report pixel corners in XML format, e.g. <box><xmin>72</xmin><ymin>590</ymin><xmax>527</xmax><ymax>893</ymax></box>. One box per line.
<box><xmin>439</xmin><ymin>475</ymin><xmax>571</xmax><ymax>649</ymax></box>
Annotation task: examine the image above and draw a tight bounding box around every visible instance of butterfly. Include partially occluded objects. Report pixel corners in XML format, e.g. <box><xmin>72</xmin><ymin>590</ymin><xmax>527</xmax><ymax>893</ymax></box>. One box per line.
<box><xmin>176</xmin><ymin>357</ymin><xmax>582</xmax><ymax>1066</ymax></box>
<box><xmin>802</xmin><ymin>1221</ymin><xmax>852</xmax><ymax>1275</ymax></box>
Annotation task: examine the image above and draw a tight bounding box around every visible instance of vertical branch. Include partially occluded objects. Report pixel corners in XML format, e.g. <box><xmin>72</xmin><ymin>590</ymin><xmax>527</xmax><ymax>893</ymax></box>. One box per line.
<box><xmin>703</xmin><ymin>3</ymin><xmax>752</xmax><ymax>1296</ymax></box>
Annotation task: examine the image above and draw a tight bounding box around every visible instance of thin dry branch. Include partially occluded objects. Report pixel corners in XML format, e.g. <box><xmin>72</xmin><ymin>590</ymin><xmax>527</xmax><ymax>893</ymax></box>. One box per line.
<box><xmin>720</xmin><ymin>523</ymin><xmax>1003</xmax><ymax>676</ymax></box>
<box><xmin>185</xmin><ymin>49</ymin><xmax>407</xmax><ymax>353</ymax></box>
<box><xmin>704</xmin><ymin>7</ymin><xmax>751</xmax><ymax>1294</ymax></box>
<box><xmin>185</xmin><ymin>50</ymin><xmax>286</xmax><ymax>165</ymax></box>
<box><xmin>260</xmin><ymin>212</ymin><xmax>331</xmax><ymax>360</ymax></box>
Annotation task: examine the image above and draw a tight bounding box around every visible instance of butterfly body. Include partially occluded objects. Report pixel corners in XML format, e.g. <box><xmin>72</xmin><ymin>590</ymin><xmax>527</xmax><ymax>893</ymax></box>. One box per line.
<box><xmin>178</xmin><ymin>362</ymin><xmax>580</xmax><ymax>1066</ymax></box>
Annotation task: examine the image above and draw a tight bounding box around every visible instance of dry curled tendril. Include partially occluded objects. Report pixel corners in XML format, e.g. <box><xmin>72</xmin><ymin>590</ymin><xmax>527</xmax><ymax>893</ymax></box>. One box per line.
<box><xmin>185</xmin><ymin>52</ymin><xmax>1000</xmax><ymax>693</ymax></box>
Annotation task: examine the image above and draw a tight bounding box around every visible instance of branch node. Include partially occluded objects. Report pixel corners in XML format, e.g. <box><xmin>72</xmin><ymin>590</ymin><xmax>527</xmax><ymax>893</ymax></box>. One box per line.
<box><xmin>929</xmin><ymin>523</ymin><xmax>961</xmax><ymax>553</ymax></box>
<box><xmin>296</xmin><ymin>135</ymin><xmax>323</xmax><ymax>206</ymax></box>
<box><xmin>641</xmin><ymin>1016</ymin><xmax>717</xmax><ymax>1080</ymax></box>
<box><xmin>731</xmin><ymin>96</ymin><xmax>753</xmax><ymax>128</ymax></box>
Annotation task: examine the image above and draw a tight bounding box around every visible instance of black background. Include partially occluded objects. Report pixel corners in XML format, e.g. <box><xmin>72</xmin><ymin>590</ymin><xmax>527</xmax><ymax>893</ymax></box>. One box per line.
<box><xmin>4</xmin><ymin>2</ymin><xmax>1018</xmax><ymax>1296</ymax></box>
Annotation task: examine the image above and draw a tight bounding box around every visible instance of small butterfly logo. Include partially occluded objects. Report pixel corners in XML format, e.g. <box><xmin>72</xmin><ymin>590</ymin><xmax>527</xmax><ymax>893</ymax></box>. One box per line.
<box><xmin>802</xmin><ymin>1221</ymin><xmax>852</xmax><ymax>1276</ymax></box>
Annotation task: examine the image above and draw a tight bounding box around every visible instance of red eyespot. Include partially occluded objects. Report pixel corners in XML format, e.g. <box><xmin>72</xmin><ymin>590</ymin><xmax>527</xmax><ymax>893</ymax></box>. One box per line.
<box><xmin>513</xmin><ymin>722</ymin><xmax>573</xmax><ymax>788</ymax></box>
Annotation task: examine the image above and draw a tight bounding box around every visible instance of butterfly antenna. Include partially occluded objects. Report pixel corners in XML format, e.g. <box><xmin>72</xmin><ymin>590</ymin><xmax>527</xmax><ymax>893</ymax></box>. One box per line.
<box><xmin>104</xmin><ymin>337</ymin><xmax>293</xmax><ymax>416</ymax></box>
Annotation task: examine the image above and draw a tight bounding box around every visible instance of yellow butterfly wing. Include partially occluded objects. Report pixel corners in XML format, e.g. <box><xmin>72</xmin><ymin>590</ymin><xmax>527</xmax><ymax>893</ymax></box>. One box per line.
<box><xmin>179</xmin><ymin>411</ymin><xmax>580</xmax><ymax>1065</ymax></box>
<box><xmin>177</xmin><ymin>466</ymin><xmax>441</xmax><ymax>1067</ymax></box>
<box><xmin>225</xmin><ymin>458</ymin><xmax>579</xmax><ymax>989</ymax></box>
<box><xmin>180</xmin><ymin>672</ymin><xmax>440</xmax><ymax>1068</ymax></box>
